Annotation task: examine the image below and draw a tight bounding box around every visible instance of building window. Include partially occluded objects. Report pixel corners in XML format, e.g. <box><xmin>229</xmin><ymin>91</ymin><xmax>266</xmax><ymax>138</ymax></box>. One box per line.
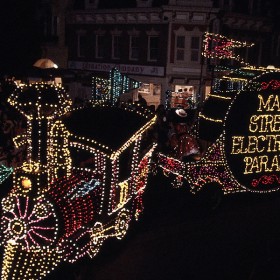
<box><xmin>130</xmin><ymin>36</ymin><xmax>139</xmax><ymax>60</ymax></box>
<box><xmin>112</xmin><ymin>35</ymin><xmax>121</xmax><ymax>59</ymax></box>
<box><xmin>148</xmin><ymin>36</ymin><xmax>159</xmax><ymax>61</ymax></box>
<box><xmin>77</xmin><ymin>34</ymin><xmax>87</xmax><ymax>57</ymax></box>
<box><xmin>176</xmin><ymin>36</ymin><xmax>185</xmax><ymax>61</ymax></box>
<box><xmin>190</xmin><ymin>36</ymin><xmax>200</xmax><ymax>62</ymax></box>
<box><xmin>96</xmin><ymin>35</ymin><xmax>105</xmax><ymax>58</ymax></box>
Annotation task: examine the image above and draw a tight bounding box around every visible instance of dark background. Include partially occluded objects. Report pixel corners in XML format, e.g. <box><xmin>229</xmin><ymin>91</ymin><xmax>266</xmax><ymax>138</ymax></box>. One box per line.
<box><xmin>1</xmin><ymin>0</ymin><xmax>280</xmax><ymax>76</ymax></box>
<box><xmin>0</xmin><ymin>1</ymin><xmax>41</xmax><ymax>75</ymax></box>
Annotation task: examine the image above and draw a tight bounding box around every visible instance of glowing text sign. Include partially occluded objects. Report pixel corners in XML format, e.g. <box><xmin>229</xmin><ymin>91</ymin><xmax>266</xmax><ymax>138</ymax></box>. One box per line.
<box><xmin>224</xmin><ymin>73</ymin><xmax>280</xmax><ymax>192</ymax></box>
<box><xmin>231</xmin><ymin>94</ymin><xmax>280</xmax><ymax>174</ymax></box>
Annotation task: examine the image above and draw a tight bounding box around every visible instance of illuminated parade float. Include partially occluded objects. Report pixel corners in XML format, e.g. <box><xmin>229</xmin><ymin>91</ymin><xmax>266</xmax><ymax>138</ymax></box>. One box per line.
<box><xmin>1</xmin><ymin>32</ymin><xmax>280</xmax><ymax>279</ymax></box>
<box><xmin>0</xmin><ymin>81</ymin><xmax>157</xmax><ymax>279</ymax></box>
<box><xmin>158</xmin><ymin>67</ymin><xmax>280</xmax><ymax>195</ymax></box>
<box><xmin>158</xmin><ymin>32</ymin><xmax>280</xmax><ymax>196</ymax></box>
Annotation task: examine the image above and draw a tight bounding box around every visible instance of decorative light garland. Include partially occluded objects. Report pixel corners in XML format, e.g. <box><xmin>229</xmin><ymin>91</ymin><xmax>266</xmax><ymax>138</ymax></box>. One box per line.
<box><xmin>158</xmin><ymin>67</ymin><xmax>280</xmax><ymax>196</ymax></box>
<box><xmin>202</xmin><ymin>32</ymin><xmax>254</xmax><ymax>64</ymax></box>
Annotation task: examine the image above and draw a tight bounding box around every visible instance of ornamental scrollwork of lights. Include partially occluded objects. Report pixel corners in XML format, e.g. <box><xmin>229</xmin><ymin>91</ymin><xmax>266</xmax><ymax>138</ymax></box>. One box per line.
<box><xmin>0</xmin><ymin>81</ymin><xmax>157</xmax><ymax>279</ymax></box>
<box><xmin>158</xmin><ymin>66</ymin><xmax>280</xmax><ymax>195</ymax></box>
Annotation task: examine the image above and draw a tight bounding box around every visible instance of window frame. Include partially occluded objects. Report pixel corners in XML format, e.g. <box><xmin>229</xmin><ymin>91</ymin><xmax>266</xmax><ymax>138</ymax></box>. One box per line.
<box><xmin>190</xmin><ymin>36</ymin><xmax>200</xmax><ymax>62</ymax></box>
<box><xmin>129</xmin><ymin>35</ymin><xmax>140</xmax><ymax>61</ymax></box>
<box><xmin>112</xmin><ymin>35</ymin><xmax>121</xmax><ymax>60</ymax></box>
<box><xmin>148</xmin><ymin>36</ymin><xmax>159</xmax><ymax>62</ymax></box>
<box><xmin>176</xmin><ymin>35</ymin><xmax>185</xmax><ymax>61</ymax></box>
<box><xmin>77</xmin><ymin>33</ymin><xmax>87</xmax><ymax>58</ymax></box>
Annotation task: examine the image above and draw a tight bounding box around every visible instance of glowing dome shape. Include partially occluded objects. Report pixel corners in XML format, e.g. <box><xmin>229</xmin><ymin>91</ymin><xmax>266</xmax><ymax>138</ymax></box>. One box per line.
<box><xmin>8</xmin><ymin>83</ymin><xmax>72</xmax><ymax>119</ymax></box>
<box><xmin>33</xmin><ymin>58</ymin><xmax>58</xmax><ymax>69</ymax></box>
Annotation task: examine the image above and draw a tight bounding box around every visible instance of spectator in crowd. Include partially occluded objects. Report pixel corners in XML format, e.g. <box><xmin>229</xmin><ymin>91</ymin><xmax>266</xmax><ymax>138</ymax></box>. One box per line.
<box><xmin>168</xmin><ymin>108</ymin><xmax>201</xmax><ymax>162</ymax></box>
<box><xmin>137</xmin><ymin>94</ymin><xmax>147</xmax><ymax>107</ymax></box>
<box><xmin>0</xmin><ymin>95</ymin><xmax>26</xmax><ymax>168</ymax></box>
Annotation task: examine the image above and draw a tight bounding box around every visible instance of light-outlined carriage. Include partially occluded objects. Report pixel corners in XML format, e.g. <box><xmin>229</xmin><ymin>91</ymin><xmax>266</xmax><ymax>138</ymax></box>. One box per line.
<box><xmin>0</xmin><ymin>83</ymin><xmax>157</xmax><ymax>279</ymax></box>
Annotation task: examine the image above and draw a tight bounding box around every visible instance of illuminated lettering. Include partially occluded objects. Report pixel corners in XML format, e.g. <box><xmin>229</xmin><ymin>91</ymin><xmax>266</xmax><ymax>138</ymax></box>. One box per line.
<box><xmin>266</xmin><ymin>135</ymin><xmax>274</xmax><ymax>152</ymax></box>
<box><xmin>271</xmin><ymin>155</ymin><xmax>280</xmax><ymax>171</ymax></box>
<box><xmin>247</xmin><ymin>136</ymin><xmax>265</xmax><ymax>153</ymax></box>
<box><xmin>249</xmin><ymin>115</ymin><xmax>280</xmax><ymax>133</ymax></box>
<box><xmin>231</xmin><ymin>135</ymin><xmax>276</xmax><ymax>155</ymax></box>
<box><xmin>244</xmin><ymin>157</ymin><xmax>253</xmax><ymax>174</ymax></box>
<box><xmin>232</xmin><ymin>93</ymin><xmax>280</xmax><ymax>176</ymax></box>
<box><xmin>249</xmin><ymin>115</ymin><xmax>258</xmax><ymax>132</ymax></box>
<box><xmin>259</xmin><ymin>155</ymin><xmax>270</xmax><ymax>173</ymax></box>
<box><xmin>244</xmin><ymin>155</ymin><xmax>280</xmax><ymax>174</ymax></box>
<box><xmin>274</xmin><ymin>115</ymin><xmax>280</xmax><ymax>131</ymax></box>
<box><xmin>258</xmin><ymin>94</ymin><xmax>280</xmax><ymax>112</ymax></box>
<box><xmin>273</xmin><ymin>95</ymin><xmax>280</xmax><ymax>110</ymax></box>
<box><xmin>273</xmin><ymin>135</ymin><xmax>280</xmax><ymax>151</ymax></box>
<box><xmin>231</xmin><ymin>136</ymin><xmax>245</xmax><ymax>154</ymax></box>
<box><xmin>256</xmin><ymin>135</ymin><xmax>266</xmax><ymax>153</ymax></box>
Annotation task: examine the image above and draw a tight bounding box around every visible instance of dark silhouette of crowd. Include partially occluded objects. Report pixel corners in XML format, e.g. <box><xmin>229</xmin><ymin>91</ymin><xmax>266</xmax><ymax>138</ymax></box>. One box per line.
<box><xmin>0</xmin><ymin>78</ymin><xmax>26</xmax><ymax>168</ymax></box>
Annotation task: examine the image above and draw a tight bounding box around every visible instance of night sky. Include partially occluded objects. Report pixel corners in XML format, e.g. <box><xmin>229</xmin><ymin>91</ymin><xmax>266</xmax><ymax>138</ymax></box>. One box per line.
<box><xmin>0</xmin><ymin>0</ymin><xmax>280</xmax><ymax>75</ymax></box>
<box><xmin>0</xmin><ymin>1</ymin><xmax>41</xmax><ymax>75</ymax></box>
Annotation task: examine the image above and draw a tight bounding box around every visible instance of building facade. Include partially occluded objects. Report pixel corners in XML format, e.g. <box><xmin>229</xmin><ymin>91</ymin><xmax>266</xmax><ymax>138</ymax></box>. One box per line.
<box><xmin>38</xmin><ymin>0</ymin><xmax>280</xmax><ymax>107</ymax></box>
<box><xmin>65</xmin><ymin>0</ymin><xmax>218</xmax><ymax>107</ymax></box>
<box><xmin>35</xmin><ymin>0</ymin><xmax>73</xmax><ymax>68</ymax></box>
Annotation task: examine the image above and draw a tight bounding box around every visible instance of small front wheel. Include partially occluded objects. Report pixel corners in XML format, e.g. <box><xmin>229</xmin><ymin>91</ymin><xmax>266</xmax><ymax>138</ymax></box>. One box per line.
<box><xmin>115</xmin><ymin>209</ymin><xmax>131</xmax><ymax>240</ymax></box>
<box><xmin>88</xmin><ymin>222</ymin><xmax>105</xmax><ymax>258</ymax></box>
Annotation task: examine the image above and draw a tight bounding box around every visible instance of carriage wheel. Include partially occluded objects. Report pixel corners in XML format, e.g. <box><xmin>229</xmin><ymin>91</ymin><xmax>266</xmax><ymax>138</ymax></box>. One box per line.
<box><xmin>88</xmin><ymin>222</ymin><xmax>105</xmax><ymax>258</ymax></box>
<box><xmin>115</xmin><ymin>209</ymin><xmax>131</xmax><ymax>240</ymax></box>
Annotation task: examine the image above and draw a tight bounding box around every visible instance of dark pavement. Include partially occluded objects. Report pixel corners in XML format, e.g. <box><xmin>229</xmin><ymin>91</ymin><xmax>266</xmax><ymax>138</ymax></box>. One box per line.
<box><xmin>47</xmin><ymin>170</ymin><xmax>280</xmax><ymax>280</ymax></box>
